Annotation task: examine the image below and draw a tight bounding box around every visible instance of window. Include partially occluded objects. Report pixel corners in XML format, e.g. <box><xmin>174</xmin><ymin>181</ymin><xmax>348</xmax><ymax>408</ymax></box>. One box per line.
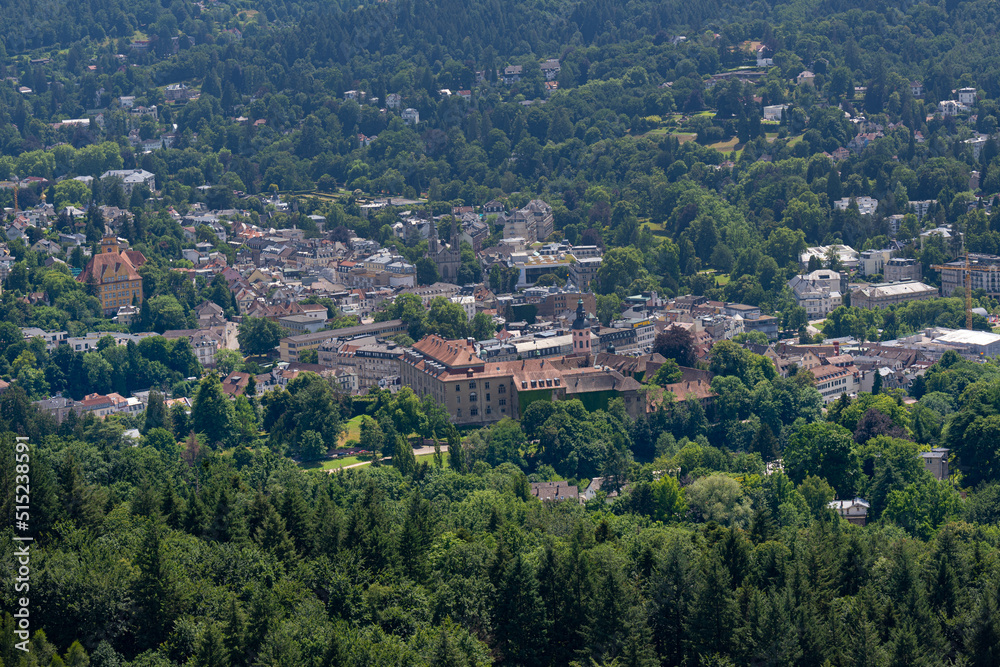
<box><xmin>457</xmin><ymin>409</ymin><xmax>461</xmax><ymax>418</ymax></box>
<box><xmin>469</xmin><ymin>381</ymin><xmax>476</xmax><ymax>389</ymax></box>
<box><xmin>470</xmin><ymin>407</ymin><xmax>478</xmax><ymax>416</ymax></box>
<box><xmin>485</xmin><ymin>394</ymin><xmax>490</xmax><ymax>402</ymax></box>
<box><xmin>499</xmin><ymin>385</ymin><xmax>506</xmax><ymax>394</ymax></box>
<box><xmin>485</xmin><ymin>406</ymin><xmax>492</xmax><ymax>415</ymax></box>
<box><xmin>455</xmin><ymin>385</ymin><xmax>460</xmax><ymax>391</ymax></box>
<box><xmin>470</xmin><ymin>392</ymin><xmax>477</xmax><ymax>402</ymax></box>
<box><xmin>499</xmin><ymin>398</ymin><xmax>506</xmax><ymax>406</ymax></box>
<box><xmin>456</xmin><ymin>396</ymin><xmax>460</xmax><ymax>404</ymax></box>
<box><xmin>484</xmin><ymin>382</ymin><xmax>490</xmax><ymax>389</ymax></box>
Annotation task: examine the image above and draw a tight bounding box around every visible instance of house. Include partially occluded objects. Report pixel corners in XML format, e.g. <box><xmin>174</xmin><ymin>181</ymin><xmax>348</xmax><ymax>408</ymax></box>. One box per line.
<box><xmin>958</xmin><ymin>87</ymin><xmax>977</xmax><ymax>107</ymax></box>
<box><xmin>920</xmin><ymin>448</ymin><xmax>950</xmax><ymax>480</ymax></box>
<box><xmin>763</xmin><ymin>104</ymin><xmax>788</xmax><ymax>121</ymax></box>
<box><xmin>829</xmin><ymin>498</ymin><xmax>870</xmax><ymax>526</ymax></box>
<box><xmin>756</xmin><ymin>46</ymin><xmax>773</xmax><ymax>67</ymax></box>
<box><xmin>834</xmin><ymin>196</ymin><xmax>878</xmax><ymax>216</ymax></box>
<box><xmin>788</xmin><ymin>270</ymin><xmax>847</xmax><ymax>317</ymax></box>
<box><xmin>938</xmin><ymin>100</ymin><xmax>964</xmax><ymax>117</ymax></box>
<box><xmin>531</xmin><ymin>481</ymin><xmax>578</xmax><ymax>502</ymax></box>
<box><xmin>401</xmin><ymin>108</ymin><xmax>419</xmax><ymax>125</ymax></box>
<box><xmin>165</xmin><ymin>83</ymin><xmax>195</xmax><ymax>101</ymax></box>
<box><xmin>386</xmin><ymin>93</ymin><xmax>402</xmax><ymax>109</ymax></box>
<box><xmin>796</xmin><ymin>71</ymin><xmax>816</xmax><ymax>86</ymax></box>
<box><xmin>965</xmin><ymin>135</ymin><xmax>989</xmax><ymax>160</ymax></box>
<box><xmin>800</xmin><ymin>245</ymin><xmax>859</xmax><ymax>270</ymax></box>
<box><xmin>859</xmin><ymin>248</ymin><xmax>894</xmax><ymax>277</ymax></box>
<box><xmin>500</xmin><ymin>65</ymin><xmax>523</xmax><ymax>84</ymax></box>
<box><xmin>100</xmin><ymin>169</ymin><xmax>156</xmax><ymax>194</ymax></box>
<box><xmin>539</xmin><ymin>59</ymin><xmax>560</xmax><ymax>81</ymax></box>
<box><xmin>920</xmin><ymin>226</ymin><xmax>956</xmax><ymax>249</ymax></box>
<box><xmin>75</xmin><ymin>236</ymin><xmax>145</xmax><ymax>317</ymax></box>
<box><xmin>910</xmin><ymin>81</ymin><xmax>923</xmax><ymax>97</ymax></box>
<box><xmin>909</xmin><ymin>199</ymin><xmax>936</xmax><ymax>220</ymax></box>
<box><xmin>220</xmin><ymin>372</ymin><xmax>252</xmax><ymax>398</ymax></box>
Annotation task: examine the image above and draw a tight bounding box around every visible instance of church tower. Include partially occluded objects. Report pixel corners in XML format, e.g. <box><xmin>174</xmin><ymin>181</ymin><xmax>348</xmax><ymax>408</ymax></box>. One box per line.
<box><xmin>571</xmin><ymin>299</ymin><xmax>591</xmax><ymax>354</ymax></box>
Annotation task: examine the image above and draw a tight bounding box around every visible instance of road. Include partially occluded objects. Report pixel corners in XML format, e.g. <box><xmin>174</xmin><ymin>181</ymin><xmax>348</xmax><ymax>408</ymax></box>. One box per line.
<box><xmin>329</xmin><ymin>443</ymin><xmax>448</xmax><ymax>471</ymax></box>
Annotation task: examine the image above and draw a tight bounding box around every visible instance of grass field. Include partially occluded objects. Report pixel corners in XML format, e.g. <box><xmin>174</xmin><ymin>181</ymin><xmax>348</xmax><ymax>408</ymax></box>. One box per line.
<box><xmin>300</xmin><ymin>456</ymin><xmax>366</xmax><ymax>471</ymax></box>
<box><xmin>338</xmin><ymin>415</ymin><xmax>364</xmax><ymax>446</ymax></box>
<box><xmin>708</xmin><ymin>137</ymin><xmax>741</xmax><ymax>154</ymax></box>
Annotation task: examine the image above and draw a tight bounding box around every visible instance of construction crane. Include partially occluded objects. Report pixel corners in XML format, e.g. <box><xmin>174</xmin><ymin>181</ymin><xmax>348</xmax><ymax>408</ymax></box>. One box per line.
<box><xmin>932</xmin><ymin>253</ymin><xmax>978</xmax><ymax>329</ymax></box>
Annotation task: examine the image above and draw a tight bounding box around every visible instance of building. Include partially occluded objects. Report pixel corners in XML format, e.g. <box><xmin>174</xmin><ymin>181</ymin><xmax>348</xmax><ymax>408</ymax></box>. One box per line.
<box><xmin>938</xmin><ymin>254</ymin><xmax>1000</xmax><ymax>296</ymax></box>
<box><xmin>850</xmin><ymin>281</ymin><xmax>938</xmax><ymax>309</ymax></box>
<box><xmin>907</xmin><ymin>199</ymin><xmax>936</xmax><ymax>220</ymax></box>
<box><xmin>800</xmin><ymin>245</ymin><xmax>859</xmax><ymax>270</ymax></box>
<box><xmin>958</xmin><ymin>87</ymin><xmax>977</xmax><ymax>107</ymax></box>
<box><xmin>763</xmin><ymin>104</ymin><xmax>787</xmax><ymax>121</ymax></box>
<box><xmin>884</xmin><ymin>257</ymin><xmax>922</xmax><ymax>283</ymax></box>
<box><xmin>938</xmin><ymin>100</ymin><xmax>965</xmax><ymax>116</ymax></box>
<box><xmin>797</xmin><ymin>71</ymin><xmax>816</xmax><ymax>86</ymax></box>
<box><xmin>500</xmin><ymin>65</ymin><xmax>523</xmax><ymax>84</ymax></box>
<box><xmin>569</xmin><ymin>256</ymin><xmax>602</xmax><ymax>291</ymax></box>
<box><xmin>966</xmin><ymin>135</ymin><xmax>990</xmax><ymax>160</ymax></box>
<box><xmin>399</xmin><ymin>336</ymin><xmax>514</xmax><ymax>426</ymax></box>
<box><xmin>400</xmin><ymin>335</ymin><xmax>644</xmax><ymax>426</ymax></box>
<box><xmin>511</xmin><ymin>251</ymin><xmax>574</xmax><ymax>288</ymax></box>
<box><xmin>401</xmin><ymin>108</ymin><xmax>419</xmax><ymax>125</ymax></box>
<box><xmin>921</xmin><ymin>448</ymin><xmax>950</xmax><ymax>480</ymax></box>
<box><xmin>571</xmin><ymin>299</ymin><xmax>594</xmax><ymax>356</ymax></box>
<box><xmin>834</xmin><ymin>196</ymin><xmax>878</xmax><ymax>216</ymax></box>
<box><xmin>502</xmin><ymin>199</ymin><xmax>554</xmax><ymax>244</ymax></box>
<box><xmin>279</xmin><ymin>319</ymin><xmax>406</xmax><ymax>362</ymax></box>
<box><xmin>539</xmin><ymin>59</ymin><xmax>561</xmax><ymax>80</ymax></box>
<box><xmin>788</xmin><ymin>270</ymin><xmax>847</xmax><ymax>317</ymax></box>
<box><xmin>279</xmin><ymin>314</ymin><xmax>329</xmax><ymax>334</ymax></box>
<box><xmin>528</xmin><ymin>288</ymin><xmax>596</xmax><ymax>319</ymax></box>
<box><xmin>76</xmin><ymin>237</ymin><xmax>145</xmax><ymax>317</ymax></box>
<box><xmin>829</xmin><ymin>498</ymin><xmax>870</xmax><ymax>526</ymax></box>
<box><xmin>100</xmin><ymin>169</ymin><xmax>156</xmax><ymax>194</ymax></box>
<box><xmin>530</xmin><ymin>481</ymin><xmax>578</xmax><ymax>501</ymax></box>
<box><xmin>934</xmin><ymin>329</ymin><xmax>1000</xmax><ymax>358</ymax></box>
<box><xmin>859</xmin><ymin>248</ymin><xmax>895</xmax><ymax>277</ymax></box>
<box><xmin>428</xmin><ymin>219</ymin><xmax>462</xmax><ymax>283</ymax></box>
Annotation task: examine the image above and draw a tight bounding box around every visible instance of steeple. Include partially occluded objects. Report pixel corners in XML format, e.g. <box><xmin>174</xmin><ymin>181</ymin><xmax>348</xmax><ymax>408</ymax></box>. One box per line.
<box><xmin>571</xmin><ymin>298</ymin><xmax>591</xmax><ymax>354</ymax></box>
<box><xmin>428</xmin><ymin>219</ymin><xmax>440</xmax><ymax>254</ymax></box>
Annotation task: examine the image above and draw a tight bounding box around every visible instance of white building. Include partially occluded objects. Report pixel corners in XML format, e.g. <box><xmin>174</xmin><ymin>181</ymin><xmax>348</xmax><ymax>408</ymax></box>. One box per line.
<box><xmin>859</xmin><ymin>248</ymin><xmax>895</xmax><ymax>277</ymax></box>
<box><xmin>450</xmin><ymin>295</ymin><xmax>476</xmax><ymax>321</ymax></box>
<box><xmin>834</xmin><ymin>196</ymin><xmax>878</xmax><ymax>216</ymax></box>
<box><xmin>788</xmin><ymin>270</ymin><xmax>847</xmax><ymax>317</ymax></box>
<box><xmin>100</xmin><ymin>169</ymin><xmax>156</xmax><ymax>194</ymax></box>
<box><xmin>958</xmin><ymin>87</ymin><xmax>977</xmax><ymax>107</ymax></box>
<box><xmin>800</xmin><ymin>245</ymin><xmax>859</xmax><ymax>270</ymax></box>
<box><xmin>763</xmin><ymin>104</ymin><xmax>787</xmax><ymax>121</ymax></box>
<box><xmin>402</xmin><ymin>108</ymin><xmax>419</xmax><ymax>125</ymax></box>
<box><xmin>909</xmin><ymin>199</ymin><xmax>936</xmax><ymax>220</ymax></box>
<box><xmin>965</xmin><ymin>135</ymin><xmax>990</xmax><ymax>160</ymax></box>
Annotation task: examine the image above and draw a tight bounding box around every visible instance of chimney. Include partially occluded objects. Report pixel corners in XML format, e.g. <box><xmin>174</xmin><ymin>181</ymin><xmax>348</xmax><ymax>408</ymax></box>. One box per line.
<box><xmin>834</xmin><ymin>341</ymin><xmax>840</xmax><ymax>355</ymax></box>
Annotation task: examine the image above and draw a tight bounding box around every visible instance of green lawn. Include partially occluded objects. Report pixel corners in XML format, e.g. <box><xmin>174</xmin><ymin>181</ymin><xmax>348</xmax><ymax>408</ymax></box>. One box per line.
<box><xmin>301</xmin><ymin>455</ymin><xmax>368</xmax><ymax>470</ymax></box>
<box><xmin>338</xmin><ymin>415</ymin><xmax>364</xmax><ymax>446</ymax></box>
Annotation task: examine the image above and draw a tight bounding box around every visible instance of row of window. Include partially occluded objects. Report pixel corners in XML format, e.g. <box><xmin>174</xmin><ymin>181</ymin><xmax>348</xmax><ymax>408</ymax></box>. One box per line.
<box><xmin>457</xmin><ymin>406</ymin><xmax>506</xmax><ymax>418</ymax></box>
<box><xmin>455</xmin><ymin>382</ymin><xmax>506</xmax><ymax>393</ymax></box>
